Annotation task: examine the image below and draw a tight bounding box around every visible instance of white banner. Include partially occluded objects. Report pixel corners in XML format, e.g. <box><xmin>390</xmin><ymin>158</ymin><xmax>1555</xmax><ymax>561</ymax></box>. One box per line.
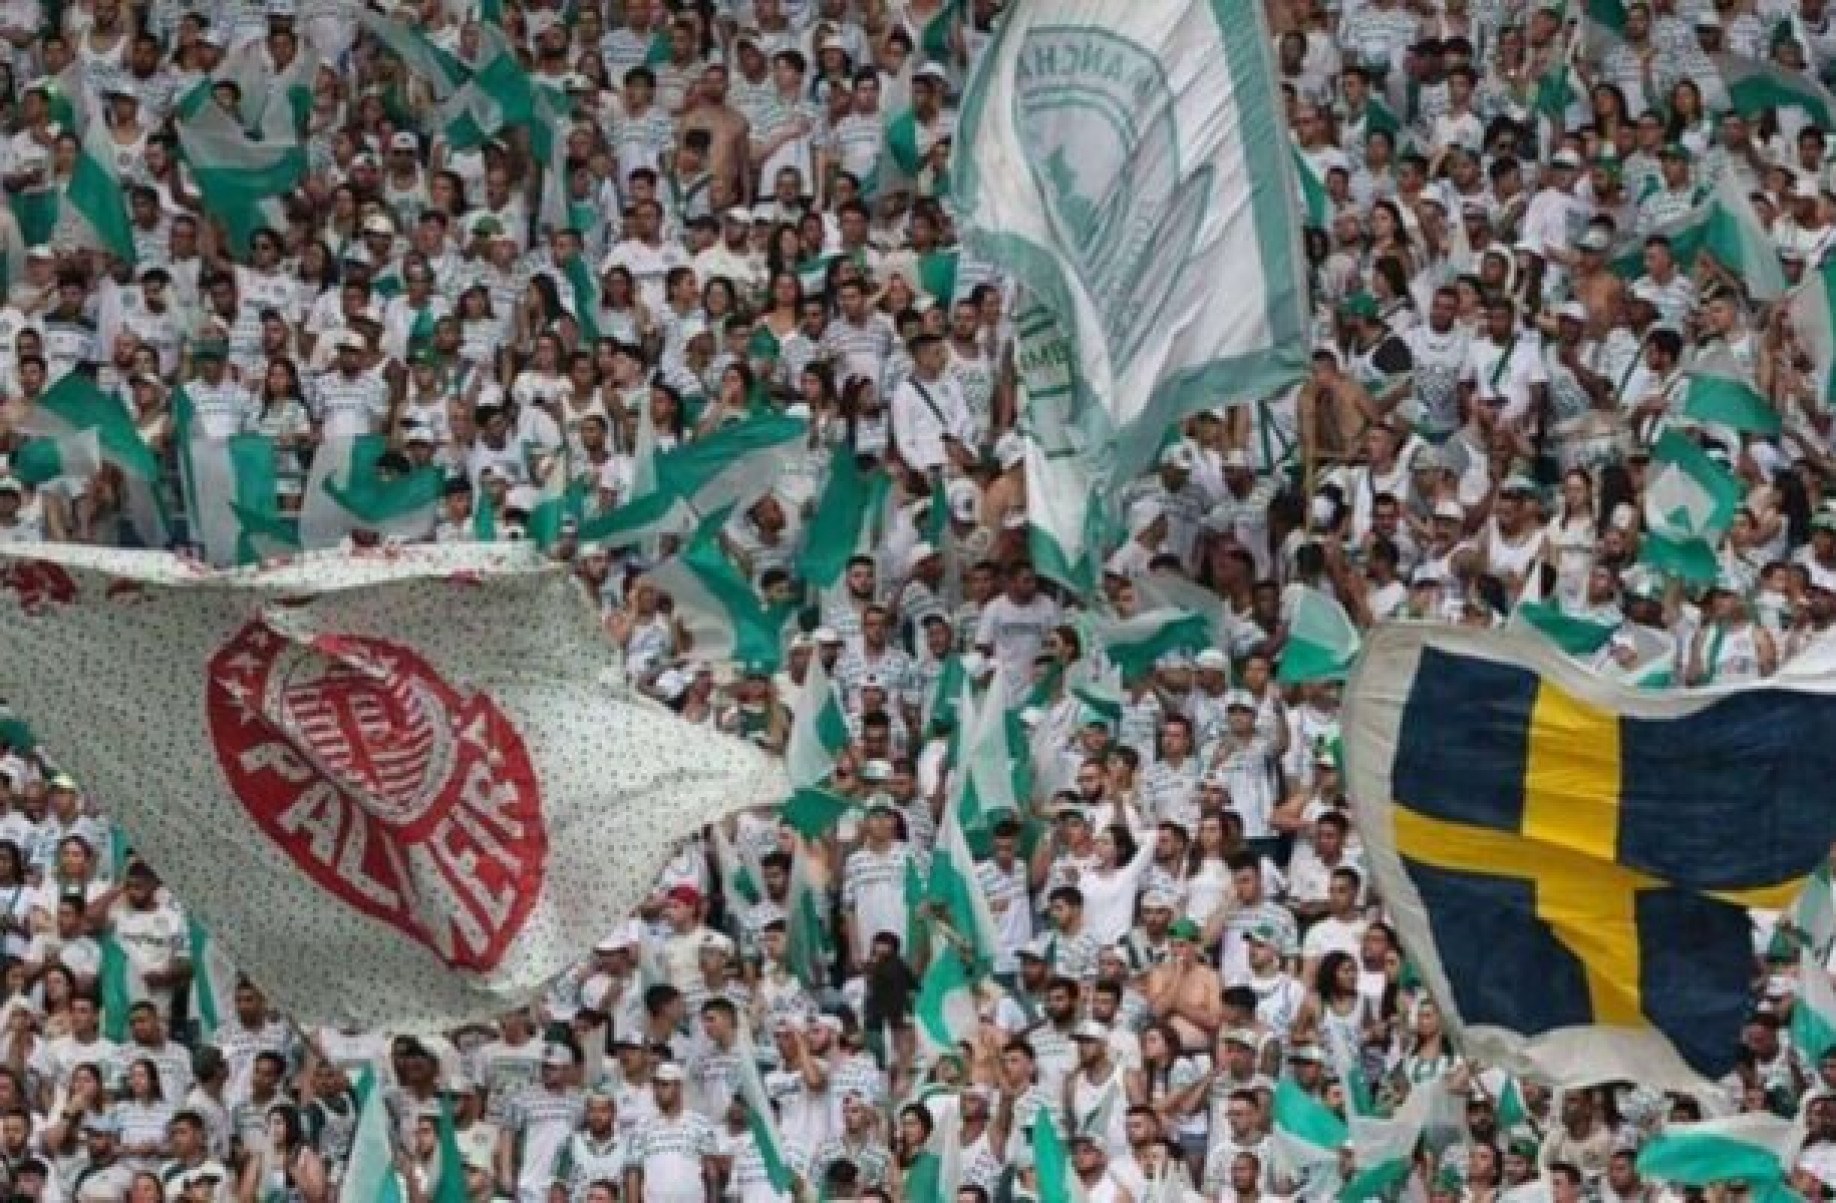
<box><xmin>956</xmin><ymin>0</ymin><xmax>1310</xmax><ymax>483</ymax></box>
<box><xmin>0</xmin><ymin>544</ymin><xmax>787</xmax><ymax>1030</ymax></box>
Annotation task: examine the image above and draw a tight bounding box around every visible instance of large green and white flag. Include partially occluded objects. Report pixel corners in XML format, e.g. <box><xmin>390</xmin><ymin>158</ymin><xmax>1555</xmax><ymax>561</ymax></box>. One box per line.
<box><xmin>1340</xmin><ymin>1079</ymin><xmax>1432</xmax><ymax>1201</ymax></box>
<box><xmin>644</xmin><ymin>519</ymin><xmax>792</xmax><ymax>670</ymax></box>
<box><xmin>175</xmin><ymin>391</ymin><xmax>297</xmax><ymax>568</ymax></box>
<box><xmin>16</xmin><ymin>374</ymin><xmax>167</xmax><ymax>547</ymax></box>
<box><xmin>1719</xmin><ymin>52</ymin><xmax>1836</xmax><ymax>128</ymax></box>
<box><xmin>1272</xmin><ymin>1079</ymin><xmax>1349</xmax><ymax>1187</ymax></box>
<box><xmin>786</xmin><ymin>652</ymin><xmax>849</xmax><ymax>789</ymax></box>
<box><xmin>1642</xmin><ymin>431</ymin><xmax>1742</xmax><ymax>582</ymax></box>
<box><xmin>68</xmin><ymin>118</ymin><xmax>136</xmax><ymax>265</ymax></box>
<box><xmin>1795</xmin><ymin>861</ymin><xmax>1836</xmax><ymax>958</ymax></box>
<box><xmin>1278</xmin><ymin>585</ymin><xmax>1362</xmax><ymax>684</ymax></box>
<box><xmin>1609</xmin><ymin>171</ymin><xmax>1785</xmax><ymax>300</ymax></box>
<box><xmin>1014</xmin><ymin>290</ymin><xmax>1111</xmax><ymax>597</ymax></box>
<box><xmin>299</xmin><ymin>435</ymin><xmax>443</xmax><ymax>549</ymax></box>
<box><xmin>12</xmin><ymin>428</ymin><xmax>101</xmax><ymax>487</ymax></box>
<box><xmin>956</xmin><ymin>673</ymin><xmax>1024</xmax><ymax>833</ymax></box>
<box><xmin>1683</xmin><ymin>357</ymin><xmax>1781</xmax><ymax>435</ymax></box>
<box><xmin>357</xmin><ymin>9</ymin><xmax>471</xmax><ymax>99</ymax></box>
<box><xmin>1636</xmin><ymin>1114</ymin><xmax>1800</xmax><ymax>1190</ymax></box>
<box><xmin>188</xmin><ymin>916</ymin><xmax>238</xmax><ymax>1041</ymax></box>
<box><xmin>800</xmin><ymin>443</ymin><xmax>890</xmax><ymax>589</ymax></box>
<box><xmin>1092</xmin><ymin>607</ymin><xmax>1211</xmax><ymax>680</ymax></box>
<box><xmin>926</xmin><ymin>783</ymin><xmax>1001</xmax><ymax>974</ymax></box>
<box><xmin>956</xmin><ymin>0</ymin><xmax>1309</xmax><ymax>484</ymax></box>
<box><xmin>914</xmin><ymin>949</ymin><xmax>979</xmax><ymax>1060</ymax></box>
<box><xmin>652</xmin><ymin>413</ymin><xmax>808</xmax><ymax>519</ymax></box>
<box><xmin>175</xmin><ymin>93</ymin><xmax>307</xmax><ymax>255</ymax></box>
<box><xmin>344</xmin><ymin>1068</ymin><xmax>405</xmax><ymax>1203</ymax></box>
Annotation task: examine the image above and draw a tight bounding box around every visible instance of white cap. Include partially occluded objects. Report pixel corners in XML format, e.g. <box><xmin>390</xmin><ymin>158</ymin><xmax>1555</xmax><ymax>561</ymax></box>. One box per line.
<box><xmin>653</xmin><ymin>1063</ymin><xmax>687</xmax><ymax>1083</ymax></box>
<box><xmin>1072</xmin><ymin>1020</ymin><xmax>1109</xmax><ymax>1042</ymax></box>
<box><xmin>994</xmin><ymin>431</ymin><xmax>1027</xmax><ymax>470</ymax></box>
<box><xmin>1195</xmin><ymin>648</ymin><xmax>1229</xmax><ymax>671</ymax></box>
<box><xmin>1160</xmin><ymin>440</ymin><xmax>1196</xmax><ymax>470</ymax></box>
<box><xmin>1433</xmin><ymin>498</ymin><xmax>1466</xmax><ymax>521</ymax></box>
<box><xmin>1556</xmin><ymin>301</ymin><xmax>1588</xmax><ymax>322</ymax></box>
<box><xmin>915</xmin><ymin>61</ymin><xmax>949</xmax><ymax>83</ymax></box>
<box><xmin>814</xmin><ymin>626</ymin><xmax>843</xmax><ymax>644</ymax></box>
<box><xmin>389</xmin><ymin>131</ymin><xmax>418</xmax><ymax>152</ymax></box>
<box><xmin>1224</xmin><ymin>688</ymin><xmax>1256</xmax><ymax>710</ymax></box>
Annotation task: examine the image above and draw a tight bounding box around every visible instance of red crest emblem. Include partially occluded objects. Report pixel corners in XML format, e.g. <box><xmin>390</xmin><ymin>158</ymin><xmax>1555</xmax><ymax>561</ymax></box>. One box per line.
<box><xmin>206</xmin><ymin>619</ymin><xmax>547</xmax><ymax>972</ymax></box>
<box><xmin>0</xmin><ymin>562</ymin><xmax>77</xmax><ymax>613</ymax></box>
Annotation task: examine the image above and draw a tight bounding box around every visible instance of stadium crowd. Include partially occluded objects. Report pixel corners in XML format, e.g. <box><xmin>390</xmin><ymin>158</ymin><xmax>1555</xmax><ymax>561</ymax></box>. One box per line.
<box><xmin>1</xmin><ymin>0</ymin><xmax>1836</xmax><ymax>1201</ymax></box>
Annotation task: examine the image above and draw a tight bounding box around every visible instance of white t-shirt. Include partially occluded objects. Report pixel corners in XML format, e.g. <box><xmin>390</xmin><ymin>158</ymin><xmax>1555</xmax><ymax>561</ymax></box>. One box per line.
<box><xmin>974</xmin><ymin>594</ymin><xmax>1061</xmax><ymax>695</ymax></box>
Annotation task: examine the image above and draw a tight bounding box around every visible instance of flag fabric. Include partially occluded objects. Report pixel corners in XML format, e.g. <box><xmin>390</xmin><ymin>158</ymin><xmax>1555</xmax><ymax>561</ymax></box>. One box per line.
<box><xmin>522</xmin><ymin>451</ymin><xmax>584</xmax><ymax>551</ymax></box>
<box><xmin>0</xmin><ymin>544</ymin><xmax>788</xmax><ymax>1029</ymax></box>
<box><xmin>1033</xmin><ymin>1111</ymin><xmax>1077</xmax><ymax>1203</ymax></box>
<box><xmin>12</xmin><ymin>428</ymin><xmax>101</xmax><ymax>487</ymax></box>
<box><xmin>927</xmin><ymin>784</ymin><xmax>1001</xmax><ymax>975</ymax></box>
<box><xmin>343</xmin><ymin>1068</ymin><xmax>404</xmax><ymax>1203</ymax></box>
<box><xmin>1292</xmin><ymin>144</ymin><xmax>1332</xmax><ymax>228</ymax></box>
<box><xmin>800</xmin><ymin>445</ymin><xmax>889</xmax><ymax>588</ymax></box>
<box><xmin>98</xmin><ymin>932</ymin><xmax>142</xmax><ymax>1042</ymax></box>
<box><xmin>734</xmin><ymin>1030</ymin><xmax>796</xmax><ymax>1196</ymax></box>
<box><xmin>1719</xmin><ymin>52</ymin><xmax>1836</xmax><ymax>127</ymax></box>
<box><xmin>1272</xmin><ymin>1079</ymin><xmax>1349</xmax><ymax>1184</ymax></box>
<box><xmin>176</xmin><ymin>388</ymin><xmax>295</xmax><ymax>569</ymax></box>
<box><xmin>357</xmin><ymin>9</ymin><xmax>471</xmax><ymax>100</ymax></box>
<box><xmin>644</xmin><ymin>520</ymin><xmax>791</xmax><ymax>671</ymax></box>
<box><xmin>431</xmin><ymin>1098</ymin><xmax>467</xmax><ymax>1203</ymax></box>
<box><xmin>187</xmin><ymin>916</ymin><xmax>237</xmax><ymax>1041</ymax></box>
<box><xmin>1789</xmin><ymin>255</ymin><xmax>1836</xmax><ymax>404</ymax></box>
<box><xmin>1794</xmin><ymin>950</ymin><xmax>1836</xmax><ymax>1064</ymax></box>
<box><xmin>1642</xmin><ymin>431</ymin><xmax>1742</xmax><ymax>583</ymax></box>
<box><xmin>1014</xmin><ymin>291</ymin><xmax>1109</xmax><ymax>595</ymax></box>
<box><xmin>1279</xmin><ymin>586</ymin><xmax>1363</xmax><ymax>683</ymax></box>
<box><xmin>1512</xmin><ymin>598</ymin><xmax>1619</xmax><ymax>656</ymax></box>
<box><xmin>786</xmin><ymin>653</ymin><xmax>849</xmax><ymax>789</ymax></box>
<box><xmin>651</xmin><ymin>414</ymin><xmax>807</xmax><ymax>519</ymax></box>
<box><xmin>1340</xmin><ymin>1079</ymin><xmax>1433</xmax><ymax>1201</ymax></box>
<box><xmin>955</xmin><ymin>673</ymin><xmax>1027</xmax><ymax>836</ymax></box>
<box><xmin>1608</xmin><ymin>171</ymin><xmax>1785</xmax><ymax>300</ymax></box>
<box><xmin>784</xmin><ymin>842</ymin><xmax>832</xmax><ymax>990</ymax></box>
<box><xmin>1684</xmin><ymin>360</ymin><xmax>1782</xmax><ymax>435</ymax></box>
<box><xmin>174</xmin><ymin>94</ymin><xmax>307</xmax><ymax>256</ymax></box>
<box><xmin>955</xmin><ymin>0</ymin><xmax>1310</xmax><ymax>485</ymax></box>
<box><xmin>1343</xmin><ymin>623</ymin><xmax>1830</xmax><ymax>1091</ymax></box>
<box><xmin>1636</xmin><ymin>1115</ymin><xmax>1801</xmax><ymax>1188</ymax></box>
<box><xmin>1092</xmin><ymin>608</ymin><xmax>1211</xmax><ymax>681</ymax></box>
<box><xmin>68</xmin><ymin>118</ymin><xmax>136</xmax><ymax>264</ymax></box>
<box><xmin>780</xmin><ymin>788</ymin><xmax>851</xmax><ymax>842</ymax></box>
<box><xmin>299</xmin><ymin>435</ymin><xmax>444</xmax><ymax>549</ymax></box>
<box><xmin>17</xmin><ymin>374</ymin><xmax>166</xmax><ymax>547</ymax></box>
<box><xmin>914</xmin><ymin>947</ymin><xmax>979</xmax><ymax>1059</ymax></box>
<box><xmin>1794</xmin><ymin>862</ymin><xmax>1836</xmax><ymax>957</ymax></box>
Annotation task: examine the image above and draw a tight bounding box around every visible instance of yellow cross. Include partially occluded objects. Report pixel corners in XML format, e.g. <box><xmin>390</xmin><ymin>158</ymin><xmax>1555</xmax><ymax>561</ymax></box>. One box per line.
<box><xmin>1394</xmin><ymin>680</ymin><xmax>1804</xmax><ymax>1027</ymax></box>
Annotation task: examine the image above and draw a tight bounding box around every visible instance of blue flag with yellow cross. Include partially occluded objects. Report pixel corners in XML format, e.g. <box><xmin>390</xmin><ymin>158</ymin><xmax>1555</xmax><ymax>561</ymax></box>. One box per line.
<box><xmin>1345</xmin><ymin>626</ymin><xmax>1832</xmax><ymax>1091</ymax></box>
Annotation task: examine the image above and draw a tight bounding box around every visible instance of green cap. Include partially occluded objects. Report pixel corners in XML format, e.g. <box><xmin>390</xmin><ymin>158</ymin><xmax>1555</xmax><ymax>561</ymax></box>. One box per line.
<box><xmin>1168</xmin><ymin>918</ymin><xmax>1202</xmax><ymax>943</ymax></box>
<box><xmin>408</xmin><ymin>345</ymin><xmax>439</xmax><ymax>367</ymax></box>
<box><xmin>1814</xmin><ymin>511</ymin><xmax>1836</xmax><ymax>533</ymax></box>
<box><xmin>1660</xmin><ymin>142</ymin><xmax>1692</xmax><ymax>162</ymax></box>
<box><xmin>192</xmin><ymin>339</ymin><xmax>228</xmax><ymax>360</ymax></box>
<box><xmin>470</xmin><ymin>215</ymin><xmax>504</xmax><ymax>239</ymax></box>
<box><xmin>1339</xmin><ymin>291</ymin><xmax>1380</xmax><ymax>319</ymax></box>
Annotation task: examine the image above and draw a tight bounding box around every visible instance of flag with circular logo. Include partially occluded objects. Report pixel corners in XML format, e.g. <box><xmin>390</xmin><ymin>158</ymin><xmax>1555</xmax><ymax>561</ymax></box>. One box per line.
<box><xmin>0</xmin><ymin>543</ymin><xmax>789</xmax><ymax>1030</ymax></box>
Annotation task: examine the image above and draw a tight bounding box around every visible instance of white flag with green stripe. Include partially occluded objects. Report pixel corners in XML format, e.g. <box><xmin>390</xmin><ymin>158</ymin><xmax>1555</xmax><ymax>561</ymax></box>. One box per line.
<box><xmin>12</xmin><ymin>428</ymin><xmax>101</xmax><ymax>487</ymax></box>
<box><xmin>342</xmin><ymin>1068</ymin><xmax>405</xmax><ymax>1203</ymax></box>
<box><xmin>1278</xmin><ymin>585</ymin><xmax>1362</xmax><ymax>684</ymax></box>
<box><xmin>188</xmin><ymin>917</ymin><xmax>238</xmax><ymax>1041</ymax></box>
<box><xmin>956</xmin><ymin>0</ymin><xmax>1310</xmax><ymax>485</ymax></box>
<box><xmin>914</xmin><ymin>948</ymin><xmax>979</xmax><ymax>1060</ymax></box>
<box><xmin>1092</xmin><ymin>607</ymin><xmax>1211</xmax><ymax>680</ymax></box>
<box><xmin>68</xmin><ymin>118</ymin><xmax>136</xmax><ymax>264</ymax></box>
<box><xmin>175</xmin><ymin>93</ymin><xmax>307</xmax><ymax>255</ymax></box>
<box><xmin>176</xmin><ymin>388</ymin><xmax>297</xmax><ymax>568</ymax></box>
<box><xmin>16</xmin><ymin>374</ymin><xmax>166</xmax><ymax>547</ymax></box>
<box><xmin>1794</xmin><ymin>949</ymin><xmax>1836</xmax><ymax>1065</ymax></box>
<box><xmin>1636</xmin><ymin>1114</ymin><xmax>1799</xmax><ymax>1190</ymax></box>
<box><xmin>299</xmin><ymin>435</ymin><xmax>443</xmax><ymax>549</ymax></box>
<box><xmin>786</xmin><ymin>652</ymin><xmax>848</xmax><ymax>788</ymax></box>
<box><xmin>734</xmin><ymin>1029</ymin><xmax>796</xmax><ymax>1196</ymax></box>
<box><xmin>1271</xmin><ymin>1078</ymin><xmax>1348</xmax><ymax>1186</ymax></box>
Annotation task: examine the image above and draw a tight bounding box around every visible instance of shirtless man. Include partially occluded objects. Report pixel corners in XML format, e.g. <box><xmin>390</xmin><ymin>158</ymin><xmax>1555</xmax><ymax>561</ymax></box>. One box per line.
<box><xmin>1143</xmin><ymin>919</ymin><xmax>1224</xmax><ymax>1051</ymax></box>
<box><xmin>1570</xmin><ymin>224</ymin><xmax>1627</xmax><ymax>337</ymax></box>
<box><xmin>680</xmin><ymin>62</ymin><xmax>750</xmax><ymax>204</ymax></box>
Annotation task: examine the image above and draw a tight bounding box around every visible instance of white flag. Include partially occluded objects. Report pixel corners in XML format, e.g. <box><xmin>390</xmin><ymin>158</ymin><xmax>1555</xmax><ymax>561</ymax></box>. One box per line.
<box><xmin>956</xmin><ymin>0</ymin><xmax>1310</xmax><ymax>482</ymax></box>
<box><xmin>0</xmin><ymin>544</ymin><xmax>788</xmax><ymax>1030</ymax></box>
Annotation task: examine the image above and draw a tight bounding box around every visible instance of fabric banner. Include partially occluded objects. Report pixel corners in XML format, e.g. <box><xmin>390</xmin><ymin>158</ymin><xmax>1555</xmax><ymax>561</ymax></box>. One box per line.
<box><xmin>955</xmin><ymin>0</ymin><xmax>1310</xmax><ymax>484</ymax></box>
<box><xmin>1344</xmin><ymin>624</ymin><xmax>1835</xmax><ymax>1093</ymax></box>
<box><xmin>0</xmin><ymin>543</ymin><xmax>787</xmax><ymax>1030</ymax></box>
